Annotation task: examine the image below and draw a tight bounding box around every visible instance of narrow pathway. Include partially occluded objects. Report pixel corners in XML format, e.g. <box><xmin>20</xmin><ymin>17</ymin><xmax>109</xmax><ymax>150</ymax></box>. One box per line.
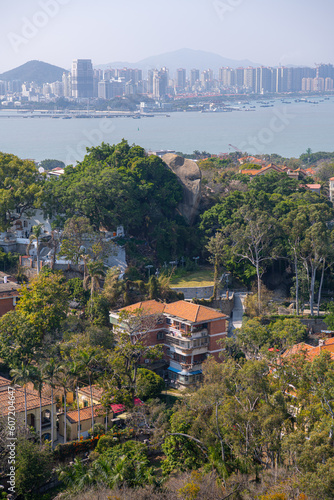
<box><xmin>228</xmin><ymin>292</ymin><xmax>247</xmax><ymax>336</ymax></box>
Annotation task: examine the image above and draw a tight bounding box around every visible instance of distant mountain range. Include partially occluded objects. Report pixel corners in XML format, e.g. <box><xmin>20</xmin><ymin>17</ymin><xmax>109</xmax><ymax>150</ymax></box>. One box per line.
<box><xmin>0</xmin><ymin>50</ymin><xmax>260</xmax><ymax>84</ymax></box>
<box><xmin>96</xmin><ymin>48</ymin><xmax>261</xmax><ymax>74</ymax></box>
<box><xmin>0</xmin><ymin>60</ymin><xmax>68</xmax><ymax>84</ymax></box>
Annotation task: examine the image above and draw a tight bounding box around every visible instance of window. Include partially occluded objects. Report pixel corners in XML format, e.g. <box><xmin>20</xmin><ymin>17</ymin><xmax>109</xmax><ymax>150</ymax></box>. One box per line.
<box><xmin>157</xmin><ymin>331</ymin><xmax>164</xmax><ymax>340</ymax></box>
<box><xmin>166</xmin><ymin>318</ymin><xmax>171</xmax><ymax>325</ymax></box>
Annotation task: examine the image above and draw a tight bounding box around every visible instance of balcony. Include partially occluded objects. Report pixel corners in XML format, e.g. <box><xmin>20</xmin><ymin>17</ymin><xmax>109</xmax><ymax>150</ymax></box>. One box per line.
<box><xmin>190</xmin><ymin>328</ymin><xmax>208</xmax><ymax>338</ymax></box>
<box><xmin>165</xmin><ymin>334</ymin><xmax>209</xmax><ymax>351</ymax></box>
<box><xmin>180</xmin><ymin>361</ymin><xmax>203</xmax><ymax>371</ymax></box>
<box><xmin>41</xmin><ymin>419</ymin><xmax>51</xmax><ymax>429</ymax></box>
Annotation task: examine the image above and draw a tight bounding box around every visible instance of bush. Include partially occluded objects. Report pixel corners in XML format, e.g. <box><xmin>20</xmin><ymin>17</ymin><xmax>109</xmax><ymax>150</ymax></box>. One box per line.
<box><xmin>15</xmin><ymin>440</ymin><xmax>53</xmax><ymax>500</ymax></box>
<box><xmin>136</xmin><ymin>368</ymin><xmax>165</xmax><ymax>400</ymax></box>
<box><xmin>54</xmin><ymin>436</ymin><xmax>100</xmax><ymax>460</ymax></box>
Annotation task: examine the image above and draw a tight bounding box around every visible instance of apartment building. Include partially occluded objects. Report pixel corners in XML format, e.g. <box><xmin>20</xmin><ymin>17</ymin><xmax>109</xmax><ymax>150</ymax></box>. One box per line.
<box><xmin>110</xmin><ymin>300</ymin><xmax>229</xmax><ymax>387</ymax></box>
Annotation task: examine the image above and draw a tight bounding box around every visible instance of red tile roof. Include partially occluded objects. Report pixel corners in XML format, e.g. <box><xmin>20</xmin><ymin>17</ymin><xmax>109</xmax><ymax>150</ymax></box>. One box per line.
<box><xmin>65</xmin><ymin>404</ymin><xmax>105</xmax><ymax>424</ymax></box>
<box><xmin>121</xmin><ymin>300</ymin><xmax>165</xmax><ymax>315</ymax></box>
<box><xmin>0</xmin><ymin>387</ymin><xmax>52</xmax><ymax>415</ymax></box>
<box><xmin>164</xmin><ymin>300</ymin><xmax>227</xmax><ymax>323</ymax></box>
<box><xmin>120</xmin><ymin>300</ymin><xmax>227</xmax><ymax>323</ymax></box>
<box><xmin>0</xmin><ymin>376</ymin><xmax>10</xmax><ymax>390</ymax></box>
<box><xmin>78</xmin><ymin>385</ymin><xmax>104</xmax><ymax>401</ymax></box>
<box><xmin>283</xmin><ymin>341</ymin><xmax>334</xmax><ymax>362</ymax></box>
<box><xmin>111</xmin><ymin>397</ymin><xmax>143</xmax><ymax>415</ymax></box>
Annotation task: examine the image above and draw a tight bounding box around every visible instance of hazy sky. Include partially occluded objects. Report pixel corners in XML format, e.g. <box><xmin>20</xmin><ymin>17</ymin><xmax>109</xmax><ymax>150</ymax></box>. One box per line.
<box><xmin>1</xmin><ymin>0</ymin><xmax>333</xmax><ymax>73</ymax></box>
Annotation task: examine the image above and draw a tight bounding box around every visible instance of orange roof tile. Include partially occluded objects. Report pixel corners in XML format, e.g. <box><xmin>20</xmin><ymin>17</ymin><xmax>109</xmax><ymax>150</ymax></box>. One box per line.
<box><xmin>78</xmin><ymin>385</ymin><xmax>103</xmax><ymax>401</ymax></box>
<box><xmin>164</xmin><ymin>300</ymin><xmax>227</xmax><ymax>323</ymax></box>
<box><xmin>65</xmin><ymin>404</ymin><xmax>105</xmax><ymax>423</ymax></box>
<box><xmin>283</xmin><ymin>341</ymin><xmax>334</xmax><ymax>362</ymax></box>
<box><xmin>120</xmin><ymin>300</ymin><xmax>227</xmax><ymax>324</ymax></box>
<box><xmin>0</xmin><ymin>387</ymin><xmax>52</xmax><ymax>415</ymax></box>
<box><xmin>0</xmin><ymin>376</ymin><xmax>10</xmax><ymax>389</ymax></box>
<box><xmin>121</xmin><ymin>300</ymin><xmax>165</xmax><ymax>315</ymax></box>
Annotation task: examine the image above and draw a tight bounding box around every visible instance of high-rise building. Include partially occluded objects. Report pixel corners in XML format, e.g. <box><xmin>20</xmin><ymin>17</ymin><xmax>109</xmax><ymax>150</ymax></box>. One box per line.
<box><xmin>234</xmin><ymin>68</ymin><xmax>244</xmax><ymax>87</ymax></box>
<box><xmin>62</xmin><ymin>72</ymin><xmax>72</xmax><ymax>98</ymax></box>
<box><xmin>190</xmin><ymin>69</ymin><xmax>200</xmax><ymax>87</ymax></box>
<box><xmin>302</xmin><ymin>78</ymin><xmax>313</xmax><ymax>91</ymax></box>
<box><xmin>50</xmin><ymin>81</ymin><xmax>63</xmax><ymax>97</ymax></box>
<box><xmin>176</xmin><ymin>68</ymin><xmax>186</xmax><ymax>91</ymax></box>
<box><xmin>98</xmin><ymin>80</ymin><xmax>111</xmax><ymax>99</ymax></box>
<box><xmin>318</xmin><ymin>64</ymin><xmax>334</xmax><ymax>80</ymax></box>
<box><xmin>313</xmin><ymin>77</ymin><xmax>325</xmax><ymax>91</ymax></box>
<box><xmin>243</xmin><ymin>67</ymin><xmax>256</xmax><ymax>91</ymax></box>
<box><xmin>219</xmin><ymin>67</ymin><xmax>235</xmax><ymax>87</ymax></box>
<box><xmin>325</xmin><ymin>78</ymin><xmax>333</xmax><ymax>91</ymax></box>
<box><xmin>200</xmin><ymin>69</ymin><xmax>213</xmax><ymax>90</ymax></box>
<box><xmin>255</xmin><ymin>67</ymin><xmax>272</xmax><ymax>93</ymax></box>
<box><xmin>71</xmin><ymin>59</ymin><xmax>94</xmax><ymax>98</ymax></box>
<box><xmin>153</xmin><ymin>68</ymin><xmax>168</xmax><ymax>98</ymax></box>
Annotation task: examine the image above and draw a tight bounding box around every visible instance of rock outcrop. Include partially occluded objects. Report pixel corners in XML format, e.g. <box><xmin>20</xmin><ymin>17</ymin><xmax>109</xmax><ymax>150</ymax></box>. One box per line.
<box><xmin>162</xmin><ymin>154</ymin><xmax>202</xmax><ymax>224</ymax></box>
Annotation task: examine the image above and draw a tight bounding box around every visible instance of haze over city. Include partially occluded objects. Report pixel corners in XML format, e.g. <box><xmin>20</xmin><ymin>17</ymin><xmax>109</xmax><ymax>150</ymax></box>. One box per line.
<box><xmin>1</xmin><ymin>0</ymin><xmax>334</xmax><ymax>73</ymax></box>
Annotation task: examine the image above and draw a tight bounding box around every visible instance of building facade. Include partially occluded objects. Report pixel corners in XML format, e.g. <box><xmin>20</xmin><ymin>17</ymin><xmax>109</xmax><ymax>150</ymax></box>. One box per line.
<box><xmin>110</xmin><ymin>300</ymin><xmax>229</xmax><ymax>387</ymax></box>
<box><xmin>71</xmin><ymin>59</ymin><xmax>94</xmax><ymax>98</ymax></box>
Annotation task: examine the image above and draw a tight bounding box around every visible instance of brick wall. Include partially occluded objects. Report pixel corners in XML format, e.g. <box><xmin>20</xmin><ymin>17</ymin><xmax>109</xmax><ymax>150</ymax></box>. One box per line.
<box><xmin>0</xmin><ymin>297</ymin><xmax>15</xmax><ymax>317</ymax></box>
<box><xmin>208</xmin><ymin>318</ymin><xmax>227</xmax><ymax>359</ymax></box>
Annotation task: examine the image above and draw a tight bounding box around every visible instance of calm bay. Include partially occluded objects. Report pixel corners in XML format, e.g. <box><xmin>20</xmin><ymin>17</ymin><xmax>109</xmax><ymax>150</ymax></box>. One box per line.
<box><xmin>1</xmin><ymin>98</ymin><xmax>334</xmax><ymax>164</ymax></box>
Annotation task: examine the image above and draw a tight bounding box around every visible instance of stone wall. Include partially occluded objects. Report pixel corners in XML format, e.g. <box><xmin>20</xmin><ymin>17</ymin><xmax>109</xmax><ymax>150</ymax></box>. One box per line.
<box><xmin>170</xmin><ymin>285</ymin><xmax>214</xmax><ymax>300</ymax></box>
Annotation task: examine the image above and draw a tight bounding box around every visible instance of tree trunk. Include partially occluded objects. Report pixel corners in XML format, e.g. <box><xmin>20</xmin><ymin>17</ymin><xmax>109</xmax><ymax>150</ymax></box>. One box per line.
<box><xmin>89</xmin><ymin>375</ymin><xmax>94</xmax><ymax>432</ymax></box>
<box><xmin>36</xmin><ymin>241</ymin><xmax>40</xmax><ymax>275</ymax></box>
<box><xmin>294</xmin><ymin>253</ymin><xmax>299</xmax><ymax>316</ymax></box>
<box><xmin>310</xmin><ymin>266</ymin><xmax>316</xmax><ymax>316</ymax></box>
<box><xmin>256</xmin><ymin>263</ymin><xmax>261</xmax><ymax>314</ymax></box>
<box><xmin>40</xmin><ymin>395</ymin><xmax>42</xmax><ymax>448</ymax></box>
<box><xmin>64</xmin><ymin>388</ymin><xmax>67</xmax><ymax>445</ymax></box>
<box><xmin>76</xmin><ymin>385</ymin><xmax>81</xmax><ymax>441</ymax></box>
<box><xmin>317</xmin><ymin>259</ymin><xmax>325</xmax><ymax>316</ymax></box>
<box><xmin>51</xmin><ymin>387</ymin><xmax>54</xmax><ymax>449</ymax></box>
<box><xmin>213</xmin><ymin>257</ymin><xmax>219</xmax><ymax>300</ymax></box>
<box><xmin>24</xmin><ymin>387</ymin><xmax>27</xmax><ymax>431</ymax></box>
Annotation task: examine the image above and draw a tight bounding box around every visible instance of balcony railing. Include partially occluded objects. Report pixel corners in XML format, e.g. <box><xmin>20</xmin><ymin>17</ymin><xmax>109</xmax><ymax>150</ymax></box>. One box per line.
<box><xmin>165</xmin><ymin>334</ymin><xmax>208</xmax><ymax>350</ymax></box>
<box><xmin>41</xmin><ymin>419</ymin><xmax>51</xmax><ymax>429</ymax></box>
<box><xmin>180</xmin><ymin>360</ymin><xmax>203</xmax><ymax>370</ymax></box>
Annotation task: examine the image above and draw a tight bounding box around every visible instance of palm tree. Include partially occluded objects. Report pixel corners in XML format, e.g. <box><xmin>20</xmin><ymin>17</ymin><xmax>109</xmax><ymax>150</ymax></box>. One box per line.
<box><xmin>26</xmin><ymin>224</ymin><xmax>44</xmax><ymax>274</ymax></box>
<box><xmin>32</xmin><ymin>368</ymin><xmax>47</xmax><ymax>447</ymax></box>
<box><xmin>80</xmin><ymin>253</ymin><xmax>90</xmax><ymax>281</ymax></box>
<box><xmin>69</xmin><ymin>361</ymin><xmax>83</xmax><ymax>441</ymax></box>
<box><xmin>42</xmin><ymin>358</ymin><xmax>63</xmax><ymax>448</ymax></box>
<box><xmin>57</xmin><ymin>369</ymin><xmax>72</xmax><ymax>444</ymax></box>
<box><xmin>76</xmin><ymin>348</ymin><xmax>97</xmax><ymax>432</ymax></box>
<box><xmin>84</xmin><ymin>260</ymin><xmax>106</xmax><ymax>301</ymax></box>
<box><xmin>10</xmin><ymin>362</ymin><xmax>38</xmax><ymax>431</ymax></box>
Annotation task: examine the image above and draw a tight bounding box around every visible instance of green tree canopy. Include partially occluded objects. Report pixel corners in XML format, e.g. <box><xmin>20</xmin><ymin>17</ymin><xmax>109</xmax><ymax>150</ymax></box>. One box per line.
<box><xmin>0</xmin><ymin>153</ymin><xmax>44</xmax><ymax>231</ymax></box>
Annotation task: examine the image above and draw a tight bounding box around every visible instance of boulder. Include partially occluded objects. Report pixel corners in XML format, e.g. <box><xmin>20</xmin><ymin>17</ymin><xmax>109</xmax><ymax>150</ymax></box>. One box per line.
<box><xmin>162</xmin><ymin>154</ymin><xmax>202</xmax><ymax>224</ymax></box>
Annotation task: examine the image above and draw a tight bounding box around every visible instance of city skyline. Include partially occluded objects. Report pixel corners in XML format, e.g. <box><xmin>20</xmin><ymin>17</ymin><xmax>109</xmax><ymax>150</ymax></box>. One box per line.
<box><xmin>1</xmin><ymin>0</ymin><xmax>334</xmax><ymax>74</ymax></box>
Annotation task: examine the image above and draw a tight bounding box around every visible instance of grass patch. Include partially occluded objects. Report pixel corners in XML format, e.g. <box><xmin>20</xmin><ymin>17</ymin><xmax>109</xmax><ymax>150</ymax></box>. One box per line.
<box><xmin>158</xmin><ymin>393</ymin><xmax>181</xmax><ymax>408</ymax></box>
<box><xmin>170</xmin><ymin>266</ymin><xmax>214</xmax><ymax>288</ymax></box>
